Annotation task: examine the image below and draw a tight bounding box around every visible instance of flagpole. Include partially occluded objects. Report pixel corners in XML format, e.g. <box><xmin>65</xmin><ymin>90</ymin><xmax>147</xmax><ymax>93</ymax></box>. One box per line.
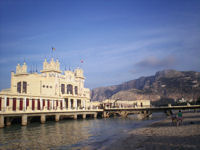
<box><xmin>80</xmin><ymin>59</ymin><xmax>84</xmax><ymax>69</ymax></box>
<box><xmin>51</xmin><ymin>47</ymin><xmax>53</xmax><ymax>58</ymax></box>
<box><xmin>51</xmin><ymin>47</ymin><xmax>56</xmax><ymax>59</ymax></box>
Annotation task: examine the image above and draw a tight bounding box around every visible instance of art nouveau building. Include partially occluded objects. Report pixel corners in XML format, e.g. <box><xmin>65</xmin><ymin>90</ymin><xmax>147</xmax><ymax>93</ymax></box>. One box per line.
<box><xmin>0</xmin><ymin>58</ymin><xmax>91</xmax><ymax>113</ymax></box>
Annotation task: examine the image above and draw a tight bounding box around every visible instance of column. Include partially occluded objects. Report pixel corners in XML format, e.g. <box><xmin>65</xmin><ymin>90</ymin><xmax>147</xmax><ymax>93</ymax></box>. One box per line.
<box><xmin>6</xmin><ymin>117</ymin><xmax>12</xmax><ymax>126</ymax></box>
<box><xmin>55</xmin><ymin>114</ymin><xmax>60</xmax><ymax>122</ymax></box>
<box><xmin>73</xmin><ymin>114</ymin><xmax>77</xmax><ymax>120</ymax></box>
<box><xmin>41</xmin><ymin>114</ymin><xmax>46</xmax><ymax>124</ymax></box>
<box><xmin>103</xmin><ymin>112</ymin><xmax>108</xmax><ymax>118</ymax></box>
<box><xmin>51</xmin><ymin>100</ymin><xmax>53</xmax><ymax>110</ymax></box>
<box><xmin>74</xmin><ymin>99</ymin><xmax>77</xmax><ymax>110</ymax></box>
<box><xmin>94</xmin><ymin>113</ymin><xmax>97</xmax><ymax>118</ymax></box>
<box><xmin>137</xmin><ymin>113</ymin><xmax>144</xmax><ymax>120</ymax></box>
<box><xmin>53</xmin><ymin>100</ymin><xmax>54</xmax><ymax>110</ymax></box>
<box><xmin>49</xmin><ymin>100</ymin><xmax>51</xmax><ymax>110</ymax></box>
<box><xmin>82</xmin><ymin>114</ymin><xmax>86</xmax><ymax>119</ymax></box>
<box><xmin>7</xmin><ymin>97</ymin><xmax>12</xmax><ymax>111</ymax></box>
<box><xmin>68</xmin><ymin>99</ymin><xmax>71</xmax><ymax>110</ymax></box>
<box><xmin>62</xmin><ymin>99</ymin><xmax>65</xmax><ymax>110</ymax></box>
<box><xmin>17</xmin><ymin>98</ymin><xmax>19</xmax><ymax>111</ymax></box>
<box><xmin>40</xmin><ymin>98</ymin><xmax>42</xmax><ymax>110</ymax></box>
<box><xmin>23</xmin><ymin>97</ymin><xmax>26</xmax><ymax>111</ymax></box>
<box><xmin>0</xmin><ymin>115</ymin><xmax>4</xmax><ymax>128</ymax></box>
<box><xmin>84</xmin><ymin>100</ymin><xmax>86</xmax><ymax>110</ymax></box>
<box><xmin>82</xmin><ymin>100</ymin><xmax>85</xmax><ymax>110</ymax></box>
<box><xmin>22</xmin><ymin>115</ymin><xmax>27</xmax><ymax>126</ymax></box>
<box><xmin>4</xmin><ymin>96</ymin><xmax>7</xmax><ymax>112</ymax></box>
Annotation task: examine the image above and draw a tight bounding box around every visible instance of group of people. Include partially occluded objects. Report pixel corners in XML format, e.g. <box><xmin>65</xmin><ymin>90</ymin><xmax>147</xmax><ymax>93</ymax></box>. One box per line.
<box><xmin>171</xmin><ymin>110</ymin><xmax>183</xmax><ymax>126</ymax></box>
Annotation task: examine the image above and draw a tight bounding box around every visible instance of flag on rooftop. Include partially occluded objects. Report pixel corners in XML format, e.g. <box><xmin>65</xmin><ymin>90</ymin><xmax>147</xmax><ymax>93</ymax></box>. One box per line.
<box><xmin>52</xmin><ymin>47</ymin><xmax>56</xmax><ymax>51</ymax></box>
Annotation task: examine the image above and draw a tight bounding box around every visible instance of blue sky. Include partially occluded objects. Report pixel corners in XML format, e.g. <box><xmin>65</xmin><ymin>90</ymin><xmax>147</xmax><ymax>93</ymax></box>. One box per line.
<box><xmin>0</xmin><ymin>0</ymin><xmax>200</xmax><ymax>90</ymax></box>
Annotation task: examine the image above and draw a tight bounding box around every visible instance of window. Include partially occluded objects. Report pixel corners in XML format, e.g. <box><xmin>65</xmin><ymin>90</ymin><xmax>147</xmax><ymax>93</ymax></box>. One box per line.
<box><xmin>26</xmin><ymin>98</ymin><xmax>29</xmax><ymax>108</ymax></box>
<box><xmin>61</xmin><ymin>84</ymin><xmax>65</xmax><ymax>94</ymax></box>
<box><xmin>70</xmin><ymin>99</ymin><xmax>73</xmax><ymax>108</ymax></box>
<box><xmin>38</xmin><ymin>99</ymin><xmax>40</xmax><ymax>110</ymax></box>
<box><xmin>67</xmin><ymin>84</ymin><xmax>73</xmax><ymax>94</ymax></box>
<box><xmin>19</xmin><ymin>98</ymin><xmax>23</xmax><ymax>110</ymax></box>
<box><xmin>65</xmin><ymin>98</ymin><xmax>68</xmax><ymax>108</ymax></box>
<box><xmin>17</xmin><ymin>81</ymin><xmax>27</xmax><ymax>93</ymax></box>
<box><xmin>17</xmin><ymin>82</ymin><xmax>21</xmax><ymax>93</ymax></box>
<box><xmin>7</xmin><ymin>98</ymin><xmax>9</xmax><ymax>106</ymax></box>
<box><xmin>32</xmin><ymin>99</ymin><xmax>35</xmax><ymax>110</ymax></box>
<box><xmin>23</xmin><ymin>81</ymin><xmax>27</xmax><ymax>93</ymax></box>
<box><xmin>77</xmin><ymin>99</ymin><xmax>81</xmax><ymax>108</ymax></box>
<box><xmin>75</xmin><ymin>86</ymin><xmax>78</xmax><ymax>95</ymax></box>
<box><xmin>13</xmin><ymin>98</ymin><xmax>16</xmax><ymax>111</ymax></box>
<box><xmin>43</xmin><ymin>99</ymin><xmax>45</xmax><ymax>108</ymax></box>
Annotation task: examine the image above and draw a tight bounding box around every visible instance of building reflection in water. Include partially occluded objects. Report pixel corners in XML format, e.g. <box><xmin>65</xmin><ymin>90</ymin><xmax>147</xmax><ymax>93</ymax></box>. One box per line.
<box><xmin>0</xmin><ymin>117</ymin><xmax>159</xmax><ymax>150</ymax></box>
<box><xmin>0</xmin><ymin>120</ymin><xmax>92</xmax><ymax>150</ymax></box>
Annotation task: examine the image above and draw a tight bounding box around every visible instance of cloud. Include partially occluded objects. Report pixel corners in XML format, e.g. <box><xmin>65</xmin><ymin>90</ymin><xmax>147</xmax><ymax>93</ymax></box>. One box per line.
<box><xmin>134</xmin><ymin>55</ymin><xmax>177</xmax><ymax>70</ymax></box>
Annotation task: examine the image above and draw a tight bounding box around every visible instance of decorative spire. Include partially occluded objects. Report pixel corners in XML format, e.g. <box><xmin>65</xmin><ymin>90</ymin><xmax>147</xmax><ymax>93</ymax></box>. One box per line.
<box><xmin>36</xmin><ymin>64</ymin><xmax>38</xmax><ymax>73</ymax></box>
<box><xmin>41</xmin><ymin>58</ymin><xmax>61</xmax><ymax>73</ymax></box>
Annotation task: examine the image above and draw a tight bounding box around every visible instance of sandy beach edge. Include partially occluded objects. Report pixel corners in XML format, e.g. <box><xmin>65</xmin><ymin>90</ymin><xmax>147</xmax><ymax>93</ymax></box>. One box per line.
<box><xmin>101</xmin><ymin>112</ymin><xmax>200</xmax><ymax>150</ymax></box>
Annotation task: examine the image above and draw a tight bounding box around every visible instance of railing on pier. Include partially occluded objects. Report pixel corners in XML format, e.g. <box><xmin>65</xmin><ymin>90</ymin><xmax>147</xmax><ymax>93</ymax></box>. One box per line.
<box><xmin>0</xmin><ymin>106</ymin><xmax>103</xmax><ymax>115</ymax></box>
<box><xmin>104</xmin><ymin>104</ymin><xmax>200</xmax><ymax>112</ymax></box>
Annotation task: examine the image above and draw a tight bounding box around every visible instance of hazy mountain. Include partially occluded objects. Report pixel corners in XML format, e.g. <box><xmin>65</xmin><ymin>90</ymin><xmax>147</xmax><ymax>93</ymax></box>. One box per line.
<box><xmin>91</xmin><ymin>70</ymin><xmax>200</xmax><ymax>103</ymax></box>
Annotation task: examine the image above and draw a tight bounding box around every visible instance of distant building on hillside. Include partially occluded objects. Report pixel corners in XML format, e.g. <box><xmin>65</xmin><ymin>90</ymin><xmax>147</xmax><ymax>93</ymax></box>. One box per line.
<box><xmin>102</xmin><ymin>99</ymin><xmax>151</xmax><ymax>108</ymax></box>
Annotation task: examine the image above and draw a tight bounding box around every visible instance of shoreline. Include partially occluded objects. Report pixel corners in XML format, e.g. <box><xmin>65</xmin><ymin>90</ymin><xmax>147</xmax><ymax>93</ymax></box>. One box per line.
<box><xmin>103</xmin><ymin>112</ymin><xmax>200</xmax><ymax>150</ymax></box>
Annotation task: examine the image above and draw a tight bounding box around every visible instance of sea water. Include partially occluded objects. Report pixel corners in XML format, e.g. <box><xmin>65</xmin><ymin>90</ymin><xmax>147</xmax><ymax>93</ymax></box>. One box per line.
<box><xmin>0</xmin><ymin>113</ymin><xmax>165</xmax><ymax>150</ymax></box>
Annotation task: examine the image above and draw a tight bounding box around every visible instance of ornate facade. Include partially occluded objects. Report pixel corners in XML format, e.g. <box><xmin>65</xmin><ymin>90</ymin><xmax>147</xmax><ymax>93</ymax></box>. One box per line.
<box><xmin>0</xmin><ymin>58</ymin><xmax>91</xmax><ymax>112</ymax></box>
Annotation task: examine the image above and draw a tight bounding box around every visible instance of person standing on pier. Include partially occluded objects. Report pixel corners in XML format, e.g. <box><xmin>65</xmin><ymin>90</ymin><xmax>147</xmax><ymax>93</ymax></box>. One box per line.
<box><xmin>177</xmin><ymin>110</ymin><xmax>183</xmax><ymax>126</ymax></box>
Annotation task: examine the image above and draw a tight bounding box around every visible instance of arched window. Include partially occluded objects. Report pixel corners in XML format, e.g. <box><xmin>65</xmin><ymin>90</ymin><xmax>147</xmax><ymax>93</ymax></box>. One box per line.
<box><xmin>77</xmin><ymin>99</ymin><xmax>81</xmax><ymax>108</ymax></box>
<box><xmin>17</xmin><ymin>81</ymin><xmax>27</xmax><ymax>93</ymax></box>
<box><xmin>67</xmin><ymin>84</ymin><xmax>73</xmax><ymax>94</ymax></box>
<box><xmin>17</xmin><ymin>82</ymin><xmax>21</xmax><ymax>93</ymax></box>
<box><xmin>61</xmin><ymin>84</ymin><xmax>65</xmax><ymax>94</ymax></box>
<box><xmin>75</xmin><ymin>86</ymin><xmax>78</xmax><ymax>95</ymax></box>
<box><xmin>23</xmin><ymin>81</ymin><xmax>27</xmax><ymax>93</ymax></box>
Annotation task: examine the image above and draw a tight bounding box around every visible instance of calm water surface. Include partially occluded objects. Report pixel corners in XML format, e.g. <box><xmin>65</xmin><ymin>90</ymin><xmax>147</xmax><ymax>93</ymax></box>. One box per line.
<box><xmin>0</xmin><ymin>113</ymin><xmax>165</xmax><ymax>150</ymax></box>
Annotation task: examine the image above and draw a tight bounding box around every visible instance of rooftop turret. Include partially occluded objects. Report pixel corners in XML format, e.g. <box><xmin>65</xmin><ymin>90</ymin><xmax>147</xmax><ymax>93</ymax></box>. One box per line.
<box><xmin>41</xmin><ymin>58</ymin><xmax>61</xmax><ymax>73</ymax></box>
<box><xmin>16</xmin><ymin>62</ymin><xmax>28</xmax><ymax>75</ymax></box>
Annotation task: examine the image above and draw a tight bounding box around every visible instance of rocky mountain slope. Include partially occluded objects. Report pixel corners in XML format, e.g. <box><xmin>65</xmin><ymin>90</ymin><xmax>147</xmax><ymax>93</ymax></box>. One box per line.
<box><xmin>91</xmin><ymin>70</ymin><xmax>200</xmax><ymax>103</ymax></box>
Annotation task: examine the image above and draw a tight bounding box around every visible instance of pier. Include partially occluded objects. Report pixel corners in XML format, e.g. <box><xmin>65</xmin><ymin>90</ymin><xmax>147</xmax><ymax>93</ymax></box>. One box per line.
<box><xmin>103</xmin><ymin>104</ymin><xmax>200</xmax><ymax>118</ymax></box>
<box><xmin>1</xmin><ymin>102</ymin><xmax>200</xmax><ymax>128</ymax></box>
<box><xmin>0</xmin><ymin>108</ymin><xmax>103</xmax><ymax>128</ymax></box>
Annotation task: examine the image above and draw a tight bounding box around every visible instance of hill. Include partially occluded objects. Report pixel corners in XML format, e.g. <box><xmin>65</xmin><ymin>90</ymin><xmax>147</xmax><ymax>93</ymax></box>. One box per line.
<box><xmin>91</xmin><ymin>70</ymin><xmax>200</xmax><ymax>104</ymax></box>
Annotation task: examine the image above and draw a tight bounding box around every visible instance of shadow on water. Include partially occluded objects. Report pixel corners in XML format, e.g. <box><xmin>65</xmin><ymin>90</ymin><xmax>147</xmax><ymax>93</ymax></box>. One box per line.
<box><xmin>0</xmin><ymin>112</ymin><xmax>166</xmax><ymax>150</ymax></box>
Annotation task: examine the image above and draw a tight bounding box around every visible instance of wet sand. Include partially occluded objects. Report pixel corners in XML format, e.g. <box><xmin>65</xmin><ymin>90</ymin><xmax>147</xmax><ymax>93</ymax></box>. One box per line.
<box><xmin>104</xmin><ymin>112</ymin><xmax>200</xmax><ymax>150</ymax></box>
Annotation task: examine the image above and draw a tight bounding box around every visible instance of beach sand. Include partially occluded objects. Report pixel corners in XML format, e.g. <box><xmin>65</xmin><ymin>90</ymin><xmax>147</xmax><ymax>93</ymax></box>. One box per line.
<box><xmin>103</xmin><ymin>112</ymin><xmax>200</xmax><ymax>150</ymax></box>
